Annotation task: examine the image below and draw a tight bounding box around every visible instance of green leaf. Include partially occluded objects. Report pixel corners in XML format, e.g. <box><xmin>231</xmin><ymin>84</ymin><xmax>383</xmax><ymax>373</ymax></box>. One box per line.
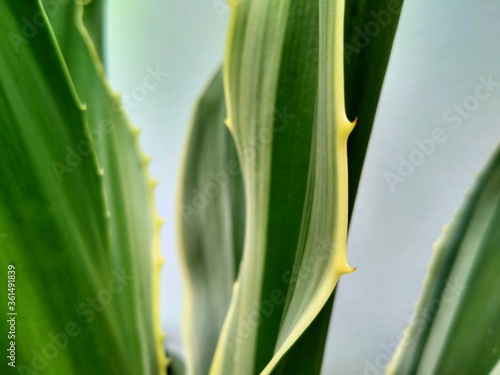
<box><xmin>0</xmin><ymin>1</ymin><xmax>165</xmax><ymax>374</ymax></box>
<box><xmin>208</xmin><ymin>1</ymin><xmax>357</xmax><ymax>373</ymax></box>
<box><xmin>276</xmin><ymin>1</ymin><xmax>405</xmax><ymax>369</ymax></box>
<box><xmin>270</xmin><ymin>291</ymin><xmax>336</xmax><ymax>375</ymax></box>
<box><xmin>47</xmin><ymin>1</ymin><xmax>167</xmax><ymax>372</ymax></box>
<box><xmin>177</xmin><ymin>68</ymin><xmax>245</xmax><ymax>375</ymax></box>
<box><xmin>387</xmin><ymin>146</ymin><xmax>500</xmax><ymax>375</ymax></box>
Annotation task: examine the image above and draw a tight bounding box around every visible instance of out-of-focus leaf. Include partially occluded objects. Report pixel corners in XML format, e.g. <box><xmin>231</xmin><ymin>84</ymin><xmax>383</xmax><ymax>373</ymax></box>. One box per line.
<box><xmin>167</xmin><ymin>349</ymin><xmax>187</xmax><ymax>375</ymax></box>
<box><xmin>177</xmin><ymin>69</ymin><xmax>245</xmax><ymax>375</ymax></box>
<box><xmin>47</xmin><ymin>1</ymin><xmax>166</xmax><ymax>373</ymax></box>
<box><xmin>0</xmin><ymin>1</ymin><xmax>165</xmax><ymax>374</ymax></box>
<box><xmin>81</xmin><ymin>0</ymin><xmax>106</xmax><ymax>61</ymax></box>
<box><xmin>387</xmin><ymin>146</ymin><xmax>500</xmax><ymax>375</ymax></box>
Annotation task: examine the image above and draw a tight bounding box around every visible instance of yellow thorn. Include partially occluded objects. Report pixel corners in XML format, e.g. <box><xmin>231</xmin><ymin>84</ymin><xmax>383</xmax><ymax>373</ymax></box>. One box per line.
<box><xmin>142</xmin><ymin>155</ymin><xmax>152</xmax><ymax>165</ymax></box>
<box><xmin>224</xmin><ymin>117</ymin><xmax>233</xmax><ymax>131</ymax></box>
<box><xmin>155</xmin><ymin>218</ymin><xmax>165</xmax><ymax>229</ymax></box>
<box><xmin>347</xmin><ymin>116</ymin><xmax>357</xmax><ymax>135</ymax></box>
<box><xmin>131</xmin><ymin>127</ymin><xmax>141</xmax><ymax>138</ymax></box>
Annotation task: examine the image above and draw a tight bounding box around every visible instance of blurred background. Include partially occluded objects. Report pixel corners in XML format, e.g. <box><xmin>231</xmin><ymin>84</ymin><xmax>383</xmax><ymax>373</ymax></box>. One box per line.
<box><xmin>105</xmin><ymin>0</ymin><xmax>500</xmax><ymax>373</ymax></box>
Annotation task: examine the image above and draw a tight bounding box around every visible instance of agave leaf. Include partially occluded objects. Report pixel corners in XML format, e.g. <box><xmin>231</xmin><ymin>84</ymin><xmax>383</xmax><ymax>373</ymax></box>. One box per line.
<box><xmin>205</xmin><ymin>0</ymin><xmax>357</xmax><ymax>373</ymax></box>
<box><xmin>46</xmin><ymin>1</ymin><xmax>167</xmax><ymax>373</ymax></box>
<box><xmin>274</xmin><ymin>1</ymin><xmax>405</xmax><ymax>370</ymax></box>
<box><xmin>0</xmin><ymin>2</ymin><xmax>120</xmax><ymax>373</ymax></box>
<box><xmin>387</xmin><ymin>146</ymin><xmax>500</xmax><ymax>375</ymax></box>
<box><xmin>0</xmin><ymin>1</ymin><xmax>165</xmax><ymax>374</ymax></box>
<box><xmin>177</xmin><ymin>68</ymin><xmax>245</xmax><ymax>375</ymax></box>
<box><xmin>269</xmin><ymin>293</ymin><xmax>336</xmax><ymax>375</ymax></box>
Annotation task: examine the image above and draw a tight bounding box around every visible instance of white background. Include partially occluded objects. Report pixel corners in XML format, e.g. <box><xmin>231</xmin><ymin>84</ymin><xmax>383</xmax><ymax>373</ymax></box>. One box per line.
<box><xmin>106</xmin><ymin>0</ymin><xmax>500</xmax><ymax>373</ymax></box>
